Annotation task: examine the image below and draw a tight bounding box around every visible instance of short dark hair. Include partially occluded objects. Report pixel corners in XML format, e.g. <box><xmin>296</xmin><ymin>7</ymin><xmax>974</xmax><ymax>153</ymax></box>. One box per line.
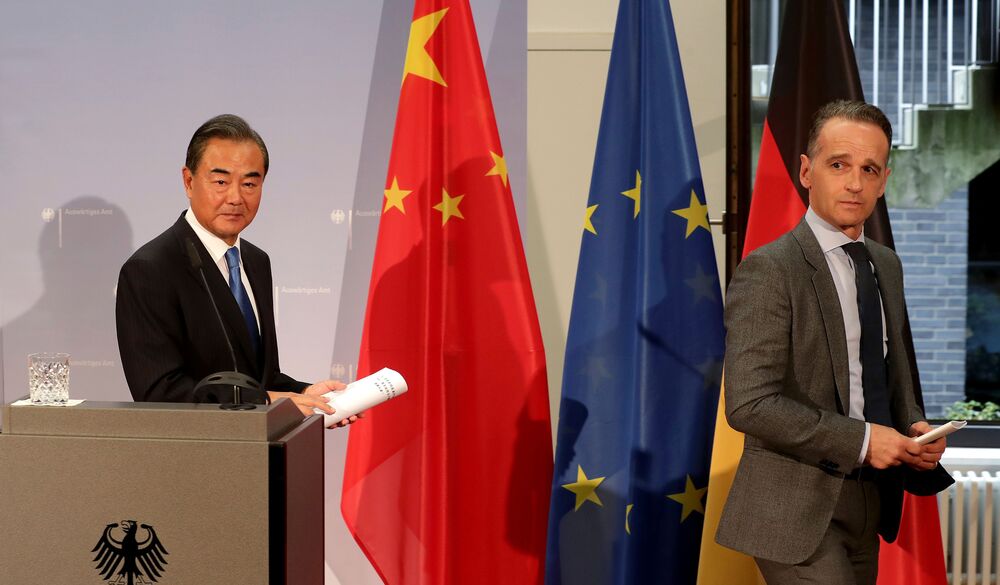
<box><xmin>806</xmin><ymin>100</ymin><xmax>893</xmax><ymax>159</ymax></box>
<box><xmin>185</xmin><ymin>114</ymin><xmax>269</xmax><ymax>175</ymax></box>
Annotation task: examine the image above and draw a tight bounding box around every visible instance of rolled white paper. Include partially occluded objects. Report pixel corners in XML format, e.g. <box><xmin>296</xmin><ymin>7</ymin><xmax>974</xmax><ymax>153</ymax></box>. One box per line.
<box><xmin>914</xmin><ymin>420</ymin><xmax>966</xmax><ymax>445</ymax></box>
<box><xmin>316</xmin><ymin>367</ymin><xmax>407</xmax><ymax>426</ymax></box>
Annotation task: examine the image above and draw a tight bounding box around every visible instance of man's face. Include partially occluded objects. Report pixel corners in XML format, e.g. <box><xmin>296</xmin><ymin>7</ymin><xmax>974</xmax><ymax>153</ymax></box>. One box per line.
<box><xmin>799</xmin><ymin>118</ymin><xmax>891</xmax><ymax>240</ymax></box>
<box><xmin>183</xmin><ymin>138</ymin><xmax>265</xmax><ymax>245</ymax></box>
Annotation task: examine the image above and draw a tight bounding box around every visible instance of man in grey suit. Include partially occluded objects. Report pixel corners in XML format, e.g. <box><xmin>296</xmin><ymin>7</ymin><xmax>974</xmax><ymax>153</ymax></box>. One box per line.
<box><xmin>716</xmin><ymin>101</ymin><xmax>948</xmax><ymax>584</ymax></box>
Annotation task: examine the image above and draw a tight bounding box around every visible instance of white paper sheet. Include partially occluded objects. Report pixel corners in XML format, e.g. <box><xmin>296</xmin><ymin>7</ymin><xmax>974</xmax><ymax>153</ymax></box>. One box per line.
<box><xmin>11</xmin><ymin>399</ymin><xmax>86</xmax><ymax>407</ymax></box>
<box><xmin>316</xmin><ymin>367</ymin><xmax>407</xmax><ymax>426</ymax></box>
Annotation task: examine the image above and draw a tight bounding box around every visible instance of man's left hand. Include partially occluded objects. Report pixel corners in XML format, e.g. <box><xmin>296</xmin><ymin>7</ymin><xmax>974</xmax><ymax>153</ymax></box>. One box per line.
<box><xmin>907</xmin><ymin>421</ymin><xmax>946</xmax><ymax>471</ymax></box>
<box><xmin>303</xmin><ymin>379</ymin><xmax>346</xmax><ymax>396</ymax></box>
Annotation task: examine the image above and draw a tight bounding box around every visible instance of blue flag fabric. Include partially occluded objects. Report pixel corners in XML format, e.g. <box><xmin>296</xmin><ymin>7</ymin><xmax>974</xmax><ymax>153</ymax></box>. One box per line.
<box><xmin>544</xmin><ymin>1</ymin><xmax>725</xmax><ymax>583</ymax></box>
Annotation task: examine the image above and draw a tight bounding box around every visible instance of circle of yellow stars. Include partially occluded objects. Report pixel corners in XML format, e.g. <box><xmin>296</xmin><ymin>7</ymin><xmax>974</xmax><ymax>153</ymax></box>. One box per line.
<box><xmin>582</xmin><ymin>169</ymin><xmax>710</xmax><ymax>238</ymax></box>
<box><xmin>561</xmin><ymin>465</ymin><xmax>708</xmax><ymax>533</ymax></box>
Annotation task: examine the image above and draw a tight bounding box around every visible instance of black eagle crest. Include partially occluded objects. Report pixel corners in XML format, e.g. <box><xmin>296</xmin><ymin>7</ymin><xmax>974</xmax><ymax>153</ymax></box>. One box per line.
<box><xmin>91</xmin><ymin>520</ymin><xmax>169</xmax><ymax>584</ymax></box>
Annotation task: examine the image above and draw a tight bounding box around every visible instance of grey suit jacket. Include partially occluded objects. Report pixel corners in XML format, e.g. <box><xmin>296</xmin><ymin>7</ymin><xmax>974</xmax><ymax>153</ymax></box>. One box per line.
<box><xmin>715</xmin><ymin>219</ymin><xmax>924</xmax><ymax>564</ymax></box>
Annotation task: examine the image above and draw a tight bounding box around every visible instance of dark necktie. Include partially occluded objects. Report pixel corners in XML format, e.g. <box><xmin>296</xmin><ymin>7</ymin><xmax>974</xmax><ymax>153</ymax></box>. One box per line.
<box><xmin>225</xmin><ymin>247</ymin><xmax>261</xmax><ymax>357</ymax></box>
<box><xmin>842</xmin><ymin>241</ymin><xmax>893</xmax><ymax>426</ymax></box>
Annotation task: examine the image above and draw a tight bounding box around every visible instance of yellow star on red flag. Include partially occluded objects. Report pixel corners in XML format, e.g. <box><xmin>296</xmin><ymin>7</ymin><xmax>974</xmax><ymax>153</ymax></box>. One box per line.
<box><xmin>403</xmin><ymin>8</ymin><xmax>449</xmax><ymax>87</ymax></box>
<box><xmin>383</xmin><ymin>177</ymin><xmax>413</xmax><ymax>214</ymax></box>
<box><xmin>433</xmin><ymin>189</ymin><xmax>465</xmax><ymax>225</ymax></box>
<box><xmin>486</xmin><ymin>151</ymin><xmax>509</xmax><ymax>187</ymax></box>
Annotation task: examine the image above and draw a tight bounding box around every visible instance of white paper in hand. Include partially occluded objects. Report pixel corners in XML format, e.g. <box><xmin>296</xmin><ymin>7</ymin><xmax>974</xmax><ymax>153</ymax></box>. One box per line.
<box><xmin>914</xmin><ymin>420</ymin><xmax>967</xmax><ymax>445</ymax></box>
<box><xmin>317</xmin><ymin>367</ymin><xmax>407</xmax><ymax>426</ymax></box>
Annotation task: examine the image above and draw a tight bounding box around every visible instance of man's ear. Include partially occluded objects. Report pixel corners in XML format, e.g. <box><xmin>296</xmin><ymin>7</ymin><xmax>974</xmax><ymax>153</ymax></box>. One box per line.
<box><xmin>877</xmin><ymin>166</ymin><xmax>892</xmax><ymax>199</ymax></box>
<box><xmin>799</xmin><ymin>154</ymin><xmax>812</xmax><ymax>189</ymax></box>
<box><xmin>182</xmin><ymin>167</ymin><xmax>194</xmax><ymax>199</ymax></box>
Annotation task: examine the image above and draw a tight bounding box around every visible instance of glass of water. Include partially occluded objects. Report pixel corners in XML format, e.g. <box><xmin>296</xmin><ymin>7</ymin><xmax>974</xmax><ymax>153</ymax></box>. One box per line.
<box><xmin>28</xmin><ymin>353</ymin><xmax>70</xmax><ymax>405</ymax></box>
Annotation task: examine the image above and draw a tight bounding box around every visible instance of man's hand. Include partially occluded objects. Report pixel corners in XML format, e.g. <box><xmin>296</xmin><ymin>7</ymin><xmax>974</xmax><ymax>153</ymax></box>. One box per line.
<box><xmin>865</xmin><ymin>423</ymin><xmax>924</xmax><ymax>469</ymax></box>
<box><xmin>303</xmin><ymin>379</ymin><xmax>361</xmax><ymax>428</ymax></box>
<box><xmin>270</xmin><ymin>379</ymin><xmax>361</xmax><ymax>428</ymax></box>
<box><xmin>303</xmin><ymin>379</ymin><xmax>346</xmax><ymax>397</ymax></box>
<box><xmin>907</xmin><ymin>420</ymin><xmax>946</xmax><ymax>471</ymax></box>
<box><xmin>267</xmin><ymin>390</ymin><xmax>333</xmax><ymax>418</ymax></box>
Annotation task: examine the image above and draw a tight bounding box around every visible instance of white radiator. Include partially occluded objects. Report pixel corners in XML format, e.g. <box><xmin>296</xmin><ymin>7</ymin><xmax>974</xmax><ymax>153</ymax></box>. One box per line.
<box><xmin>940</xmin><ymin>471</ymin><xmax>1000</xmax><ymax>585</ymax></box>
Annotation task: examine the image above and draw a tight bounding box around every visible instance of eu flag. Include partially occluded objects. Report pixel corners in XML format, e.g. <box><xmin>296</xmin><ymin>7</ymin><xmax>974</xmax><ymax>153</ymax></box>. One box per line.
<box><xmin>544</xmin><ymin>1</ymin><xmax>725</xmax><ymax>583</ymax></box>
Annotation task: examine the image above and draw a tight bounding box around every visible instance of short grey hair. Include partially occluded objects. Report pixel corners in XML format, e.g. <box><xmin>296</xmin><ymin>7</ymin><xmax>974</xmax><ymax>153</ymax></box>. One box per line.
<box><xmin>806</xmin><ymin>100</ymin><xmax>892</xmax><ymax>159</ymax></box>
<box><xmin>185</xmin><ymin>114</ymin><xmax>269</xmax><ymax>175</ymax></box>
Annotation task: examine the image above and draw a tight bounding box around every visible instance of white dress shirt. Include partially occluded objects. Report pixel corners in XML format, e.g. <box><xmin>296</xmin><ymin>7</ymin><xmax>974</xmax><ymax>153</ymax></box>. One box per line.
<box><xmin>804</xmin><ymin>208</ymin><xmax>888</xmax><ymax>466</ymax></box>
<box><xmin>185</xmin><ymin>208</ymin><xmax>260</xmax><ymax>325</ymax></box>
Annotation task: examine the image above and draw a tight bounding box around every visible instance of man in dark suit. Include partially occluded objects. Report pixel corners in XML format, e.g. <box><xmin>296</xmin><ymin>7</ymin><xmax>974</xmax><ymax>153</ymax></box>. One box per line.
<box><xmin>117</xmin><ymin>114</ymin><xmax>346</xmax><ymax>420</ymax></box>
<box><xmin>716</xmin><ymin>101</ymin><xmax>948</xmax><ymax>584</ymax></box>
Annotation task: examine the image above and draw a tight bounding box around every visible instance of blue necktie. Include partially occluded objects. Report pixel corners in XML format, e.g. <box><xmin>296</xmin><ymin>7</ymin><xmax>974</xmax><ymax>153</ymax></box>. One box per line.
<box><xmin>225</xmin><ymin>247</ymin><xmax>261</xmax><ymax>357</ymax></box>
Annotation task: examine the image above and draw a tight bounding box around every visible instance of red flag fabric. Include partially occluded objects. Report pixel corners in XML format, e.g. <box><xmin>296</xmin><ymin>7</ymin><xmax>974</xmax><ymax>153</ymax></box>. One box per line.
<box><xmin>742</xmin><ymin>120</ymin><xmax>806</xmax><ymax>256</ymax></box>
<box><xmin>341</xmin><ymin>2</ymin><xmax>553</xmax><ymax>584</ymax></box>
<box><xmin>877</xmin><ymin>494</ymin><xmax>948</xmax><ymax>585</ymax></box>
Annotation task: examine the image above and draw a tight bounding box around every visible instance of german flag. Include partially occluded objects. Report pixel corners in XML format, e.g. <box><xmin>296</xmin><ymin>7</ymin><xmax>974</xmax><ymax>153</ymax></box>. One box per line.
<box><xmin>744</xmin><ymin>0</ymin><xmax>883</xmax><ymax>255</ymax></box>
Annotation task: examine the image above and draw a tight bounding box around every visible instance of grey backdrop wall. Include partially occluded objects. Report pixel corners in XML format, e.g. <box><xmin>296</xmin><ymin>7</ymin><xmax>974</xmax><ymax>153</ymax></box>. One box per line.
<box><xmin>0</xmin><ymin>1</ymin><xmax>526</xmax><ymax>582</ymax></box>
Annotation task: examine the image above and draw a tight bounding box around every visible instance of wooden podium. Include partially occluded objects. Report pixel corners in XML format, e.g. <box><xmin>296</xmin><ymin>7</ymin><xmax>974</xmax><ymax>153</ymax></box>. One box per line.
<box><xmin>0</xmin><ymin>399</ymin><xmax>324</xmax><ymax>584</ymax></box>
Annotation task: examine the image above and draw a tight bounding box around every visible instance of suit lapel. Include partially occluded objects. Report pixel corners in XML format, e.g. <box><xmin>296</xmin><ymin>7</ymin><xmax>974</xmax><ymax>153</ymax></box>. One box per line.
<box><xmin>868</xmin><ymin>243</ymin><xmax>909</xmax><ymax>425</ymax></box>
<box><xmin>240</xmin><ymin>247</ymin><xmax>271</xmax><ymax>372</ymax></box>
<box><xmin>792</xmin><ymin>220</ymin><xmax>853</xmax><ymax>415</ymax></box>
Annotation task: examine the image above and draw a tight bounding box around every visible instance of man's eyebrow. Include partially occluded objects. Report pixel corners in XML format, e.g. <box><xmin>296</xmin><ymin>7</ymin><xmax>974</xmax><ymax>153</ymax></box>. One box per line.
<box><xmin>208</xmin><ymin>168</ymin><xmax>231</xmax><ymax>175</ymax></box>
<box><xmin>242</xmin><ymin>171</ymin><xmax>262</xmax><ymax>179</ymax></box>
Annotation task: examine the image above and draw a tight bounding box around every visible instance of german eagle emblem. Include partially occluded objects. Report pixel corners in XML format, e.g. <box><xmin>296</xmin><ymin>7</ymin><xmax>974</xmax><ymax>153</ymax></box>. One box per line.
<box><xmin>91</xmin><ymin>520</ymin><xmax>169</xmax><ymax>584</ymax></box>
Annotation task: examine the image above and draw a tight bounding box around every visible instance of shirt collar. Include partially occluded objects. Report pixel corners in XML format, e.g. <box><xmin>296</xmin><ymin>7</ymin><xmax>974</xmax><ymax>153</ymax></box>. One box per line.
<box><xmin>805</xmin><ymin>207</ymin><xmax>865</xmax><ymax>254</ymax></box>
<box><xmin>185</xmin><ymin>208</ymin><xmax>241</xmax><ymax>266</ymax></box>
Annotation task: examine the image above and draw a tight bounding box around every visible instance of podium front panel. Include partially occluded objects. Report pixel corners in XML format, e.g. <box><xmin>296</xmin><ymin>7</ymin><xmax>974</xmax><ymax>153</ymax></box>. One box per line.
<box><xmin>0</xmin><ymin>400</ymin><xmax>322</xmax><ymax>584</ymax></box>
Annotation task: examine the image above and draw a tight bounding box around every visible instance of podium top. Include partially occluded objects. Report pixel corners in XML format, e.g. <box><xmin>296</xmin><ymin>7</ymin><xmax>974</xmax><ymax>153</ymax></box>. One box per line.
<box><xmin>0</xmin><ymin>398</ymin><xmax>306</xmax><ymax>442</ymax></box>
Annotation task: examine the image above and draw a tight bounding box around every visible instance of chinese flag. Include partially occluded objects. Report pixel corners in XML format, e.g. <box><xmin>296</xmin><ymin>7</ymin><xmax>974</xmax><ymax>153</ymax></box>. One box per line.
<box><xmin>341</xmin><ymin>2</ymin><xmax>553</xmax><ymax>584</ymax></box>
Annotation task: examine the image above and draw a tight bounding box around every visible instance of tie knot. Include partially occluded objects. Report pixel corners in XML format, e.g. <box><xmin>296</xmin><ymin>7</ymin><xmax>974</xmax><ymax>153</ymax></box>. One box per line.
<box><xmin>842</xmin><ymin>241</ymin><xmax>869</xmax><ymax>265</ymax></box>
<box><xmin>225</xmin><ymin>247</ymin><xmax>240</xmax><ymax>270</ymax></box>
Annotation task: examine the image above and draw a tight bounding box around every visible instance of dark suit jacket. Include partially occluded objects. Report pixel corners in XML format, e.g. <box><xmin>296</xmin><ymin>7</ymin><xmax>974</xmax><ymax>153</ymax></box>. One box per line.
<box><xmin>716</xmin><ymin>219</ymin><xmax>947</xmax><ymax>564</ymax></box>
<box><xmin>116</xmin><ymin>213</ymin><xmax>307</xmax><ymax>402</ymax></box>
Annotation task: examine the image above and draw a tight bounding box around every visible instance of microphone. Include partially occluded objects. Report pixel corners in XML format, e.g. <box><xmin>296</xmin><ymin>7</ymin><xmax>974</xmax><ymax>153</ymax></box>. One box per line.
<box><xmin>185</xmin><ymin>238</ymin><xmax>262</xmax><ymax>410</ymax></box>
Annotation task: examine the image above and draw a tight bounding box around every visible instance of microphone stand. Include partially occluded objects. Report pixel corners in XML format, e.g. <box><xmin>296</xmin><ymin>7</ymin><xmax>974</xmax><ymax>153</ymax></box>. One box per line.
<box><xmin>185</xmin><ymin>239</ymin><xmax>262</xmax><ymax>410</ymax></box>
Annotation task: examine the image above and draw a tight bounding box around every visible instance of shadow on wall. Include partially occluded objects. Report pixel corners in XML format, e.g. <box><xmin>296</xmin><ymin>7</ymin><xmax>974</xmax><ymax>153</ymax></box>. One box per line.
<box><xmin>2</xmin><ymin>196</ymin><xmax>133</xmax><ymax>403</ymax></box>
<box><xmin>325</xmin><ymin>0</ymin><xmax>409</xmax><ymax>583</ymax></box>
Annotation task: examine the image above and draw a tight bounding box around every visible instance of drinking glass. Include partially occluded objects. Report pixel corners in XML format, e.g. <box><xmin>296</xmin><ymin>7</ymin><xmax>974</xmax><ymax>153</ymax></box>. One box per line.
<box><xmin>28</xmin><ymin>353</ymin><xmax>70</xmax><ymax>405</ymax></box>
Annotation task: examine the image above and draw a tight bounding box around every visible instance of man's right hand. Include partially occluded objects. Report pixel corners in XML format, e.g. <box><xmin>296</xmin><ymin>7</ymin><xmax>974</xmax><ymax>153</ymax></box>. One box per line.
<box><xmin>865</xmin><ymin>423</ymin><xmax>924</xmax><ymax>469</ymax></box>
<box><xmin>267</xmin><ymin>391</ymin><xmax>334</xmax><ymax>418</ymax></box>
